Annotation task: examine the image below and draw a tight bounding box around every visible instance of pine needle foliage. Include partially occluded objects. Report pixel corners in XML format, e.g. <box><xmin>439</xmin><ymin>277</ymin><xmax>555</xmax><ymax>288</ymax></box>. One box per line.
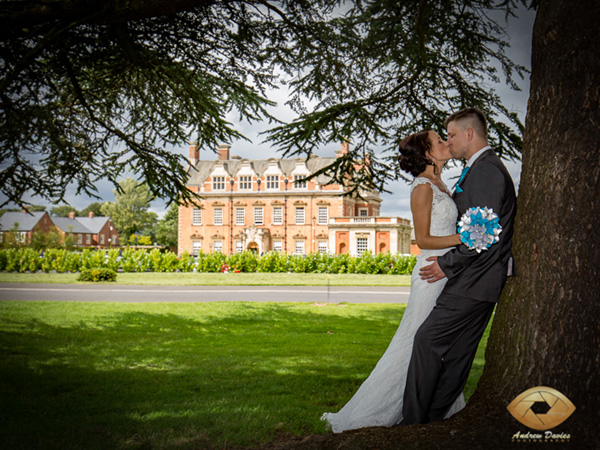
<box><xmin>0</xmin><ymin>0</ymin><xmax>531</xmax><ymax>205</ymax></box>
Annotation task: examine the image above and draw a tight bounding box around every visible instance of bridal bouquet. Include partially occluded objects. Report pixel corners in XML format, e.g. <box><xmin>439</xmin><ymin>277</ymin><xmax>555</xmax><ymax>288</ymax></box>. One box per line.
<box><xmin>458</xmin><ymin>206</ymin><xmax>502</xmax><ymax>253</ymax></box>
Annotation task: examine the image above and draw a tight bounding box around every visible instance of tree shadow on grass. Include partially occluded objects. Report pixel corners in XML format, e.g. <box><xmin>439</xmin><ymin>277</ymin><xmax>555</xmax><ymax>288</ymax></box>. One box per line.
<box><xmin>0</xmin><ymin>303</ymin><xmax>410</xmax><ymax>450</ymax></box>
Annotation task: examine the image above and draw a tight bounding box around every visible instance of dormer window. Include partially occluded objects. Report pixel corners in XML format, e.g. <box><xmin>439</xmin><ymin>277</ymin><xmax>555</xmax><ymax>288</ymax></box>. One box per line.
<box><xmin>213</xmin><ymin>176</ymin><xmax>226</xmax><ymax>190</ymax></box>
<box><xmin>266</xmin><ymin>175</ymin><xmax>279</xmax><ymax>190</ymax></box>
<box><xmin>294</xmin><ymin>175</ymin><xmax>307</xmax><ymax>189</ymax></box>
<box><xmin>239</xmin><ymin>175</ymin><xmax>252</xmax><ymax>190</ymax></box>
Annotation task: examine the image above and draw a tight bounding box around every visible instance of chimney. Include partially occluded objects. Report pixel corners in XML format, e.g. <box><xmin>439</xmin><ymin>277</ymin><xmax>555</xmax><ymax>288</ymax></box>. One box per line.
<box><xmin>189</xmin><ymin>141</ymin><xmax>199</xmax><ymax>166</ymax></box>
<box><xmin>336</xmin><ymin>141</ymin><xmax>350</xmax><ymax>158</ymax></box>
<box><xmin>69</xmin><ymin>211</ymin><xmax>76</xmax><ymax>219</ymax></box>
<box><xmin>218</xmin><ymin>144</ymin><xmax>231</xmax><ymax>160</ymax></box>
<box><xmin>88</xmin><ymin>211</ymin><xmax>95</xmax><ymax>218</ymax></box>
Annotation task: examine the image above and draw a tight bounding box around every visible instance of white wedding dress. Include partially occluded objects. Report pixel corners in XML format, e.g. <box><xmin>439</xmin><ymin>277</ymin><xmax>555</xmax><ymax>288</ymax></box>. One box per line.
<box><xmin>321</xmin><ymin>177</ymin><xmax>466</xmax><ymax>433</ymax></box>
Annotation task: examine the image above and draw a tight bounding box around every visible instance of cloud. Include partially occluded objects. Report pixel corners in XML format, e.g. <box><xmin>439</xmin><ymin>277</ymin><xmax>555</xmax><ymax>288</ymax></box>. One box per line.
<box><xmin>3</xmin><ymin>6</ymin><xmax>536</xmax><ymax>220</ymax></box>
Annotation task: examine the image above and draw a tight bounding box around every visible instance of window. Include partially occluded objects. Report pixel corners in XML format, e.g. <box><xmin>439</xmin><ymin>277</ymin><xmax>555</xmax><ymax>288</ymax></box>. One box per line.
<box><xmin>295</xmin><ymin>240</ymin><xmax>305</xmax><ymax>255</ymax></box>
<box><xmin>236</xmin><ymin>241</ymin><xmax>243</xmax><ymax>253</ymax></box>
<box><xmin>318</xmin><ymin>206</ymin><xmax>328</xmax><ymax>225</ymax></box>
<box><xmin>254</xmin><ymin>207</ymin><xmax>264</xmax><ymax>225</ymax></box>
<box><xmin>357</xmin><ymin>237</ymin><xmax>368</xmax><ymax>256</ymax></box>
<box><xmin>86</xmin><ymin>234</ymin><xmax>91</xmax><ymax>244</ymax></box>
<box><xmin>111</xmin><ymin>234</ymin><xmax>117</xmax><ymax>245</ymax></box>
<box><xmin>192</xmin><ymin>241</ymin><xmax>202</xmax><ymax>256</ymax></box>
<box><xmin>192</xmin><ymin>208</ymin><xmax>202</xmax><ymax>225</ymax></box>
<box><xmin>213</xmin><ymin>176</ymin><xmax>226</xmax><ymax>190</ymax></box>
<box><xmin>359</xmin><ymin>208</ymin><xmax>369</xmax><ymax>217</ymax></box>
<box><xmin>213</xmin><ymin>208</ymin><xmax>223</xmax><ymax>225</ymax></box>
<box><xmin>318</xmin><ymin>241</ymin><xmax>328</xmax><ymax>253</ymax></box>
<box><xmin>235</xmin><ymin>208</ymin><xmax>245</xmax><ymax>226</ymax></box>
<box><xmin>273</xmin><ymin>240</ymin><xmax>283</xmax><ymax>252</ymax></box>
<box><xmin>273</xmin><ymin>207</ymin><xmax>283</xmax><ymax>225</ymax></box>
<box><xmin>294</xmin><ymin>175</ymin><xmax>307</xmax><ymax>188</ymax></box>
<box><xmin>213</xmin><ymin>241</ymin><xmax>223</xmax><ymax>253</ymax></box>
<box><xmin>77</xmin><ymin>234</ymin><xmax>82</xmax><ymax>244</ymax></box>
<box><xmin>266</xmin><ymin>175</ymin><xmax>279</xmax><ymax>190</ymax></box>
<box><xmin>100</xmin><ymin>234</ymin><xmax>105</xmax><ymax>244</ymax></box>
<box><xmin>295</xmin><ymin>207</ymin><xmax>305</xmax><ymax>225</ymax></box>
<box><xmin>239</xmin><ymin>176</ymin><xmax>252</xmax><ymax>190</ymax></box>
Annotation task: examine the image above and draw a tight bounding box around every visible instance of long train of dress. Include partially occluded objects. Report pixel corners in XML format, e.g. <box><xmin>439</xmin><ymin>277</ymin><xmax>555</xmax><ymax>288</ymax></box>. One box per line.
<box><xmin>321</xmin><ymin>178</ymin><xmax>466</xmax><ymax>433</ymax></box>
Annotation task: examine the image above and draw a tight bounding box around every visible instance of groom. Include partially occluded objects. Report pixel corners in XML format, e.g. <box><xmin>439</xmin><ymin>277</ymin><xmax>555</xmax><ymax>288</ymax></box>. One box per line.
<box><xmin>401</xmin><ymin>107</ymin><xmax>517</xmax><ymax>424</ymax></box>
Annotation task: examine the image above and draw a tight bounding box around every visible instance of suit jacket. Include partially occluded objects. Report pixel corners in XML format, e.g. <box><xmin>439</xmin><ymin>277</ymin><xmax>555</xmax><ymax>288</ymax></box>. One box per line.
<box><xmin>438</xmin><ymin>149</ymin><xmax>517</xmax><ymax>303</ymax></box>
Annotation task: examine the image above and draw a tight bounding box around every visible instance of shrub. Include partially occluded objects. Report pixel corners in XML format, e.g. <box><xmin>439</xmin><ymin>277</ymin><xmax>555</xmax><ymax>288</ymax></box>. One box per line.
<box><xmin>0</xmin><ymin>248</ymin><xmax>418</xmax><ymax>275</ymax></box>
<box><xmin>177</xmin><ymin>251</ymin><xmax>196</xmax><ymax>272</ymax></box>
<box><xmin>227</xmin><ymin>251</ymin><xmax>258</xmax><ymax>272</ymax></box>
<box><xmin>256</xmin><ymin>251</ymin><xmax>288</xmax><ymax>272</ymax></box>
<box><xmin>77</xmin><ymin>268</ymin><xmax>118</xmax><ymax>282</ymax></box>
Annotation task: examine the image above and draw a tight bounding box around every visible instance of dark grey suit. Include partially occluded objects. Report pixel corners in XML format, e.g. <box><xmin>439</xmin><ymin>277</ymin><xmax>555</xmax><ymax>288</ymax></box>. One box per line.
<box><xmin>401</xmin><ymin>148</ymin><xmax>517</xmax><ymax>424</ymax></box>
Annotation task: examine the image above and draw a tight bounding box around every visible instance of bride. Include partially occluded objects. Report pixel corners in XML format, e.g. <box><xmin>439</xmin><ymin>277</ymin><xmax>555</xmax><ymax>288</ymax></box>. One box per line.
<box><xmin>322</xmin><ymin>129</ymin><xmax>465</xmax><ymax>432</ymax></box>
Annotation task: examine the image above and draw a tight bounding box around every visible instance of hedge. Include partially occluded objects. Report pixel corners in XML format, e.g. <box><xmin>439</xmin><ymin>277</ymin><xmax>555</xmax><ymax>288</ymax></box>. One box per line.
<box><xmin>0</xmin><ymin>248</ymin><xmax>417</xmax><ymax>275</ymax></box>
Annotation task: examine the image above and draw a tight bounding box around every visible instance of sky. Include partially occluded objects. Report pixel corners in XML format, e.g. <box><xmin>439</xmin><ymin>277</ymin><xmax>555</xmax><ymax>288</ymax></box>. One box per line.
<box><xmin>7</xmin><ymin>5</ymin><xmax>537</xmax><ymax>221</ymax></box>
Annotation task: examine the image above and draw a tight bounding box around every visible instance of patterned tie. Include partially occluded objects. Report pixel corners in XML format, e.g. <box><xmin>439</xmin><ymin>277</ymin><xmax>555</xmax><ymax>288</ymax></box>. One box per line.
<box><xmin>454</xmin><ymin>166</ymin><xmax>470</xmax><ymax>193</ymax></box>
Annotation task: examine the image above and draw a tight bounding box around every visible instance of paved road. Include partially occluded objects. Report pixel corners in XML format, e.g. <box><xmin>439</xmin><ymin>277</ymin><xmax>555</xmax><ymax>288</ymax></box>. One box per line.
<box><xmin>0</xmin><ymin>283</ymin><xmax>410</xmax><ymax>303</ymax></box>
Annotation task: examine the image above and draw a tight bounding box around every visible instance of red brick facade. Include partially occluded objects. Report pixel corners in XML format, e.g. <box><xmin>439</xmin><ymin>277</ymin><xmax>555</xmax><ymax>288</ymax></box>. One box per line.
<box><xmin>178</xmin><ymin>143</ymin><xmax>412</xmax><ymax>256</ymax></box>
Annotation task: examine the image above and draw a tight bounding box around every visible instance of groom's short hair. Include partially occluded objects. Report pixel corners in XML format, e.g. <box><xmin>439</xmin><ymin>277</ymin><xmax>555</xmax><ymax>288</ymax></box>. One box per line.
<box><xmin>445</xmin><ymin>108</ymin><xmax>488</xmax><ymax>139</ymax></box>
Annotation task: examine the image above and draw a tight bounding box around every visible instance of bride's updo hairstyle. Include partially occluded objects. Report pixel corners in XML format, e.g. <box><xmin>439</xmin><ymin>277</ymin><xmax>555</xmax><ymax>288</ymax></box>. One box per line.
<box><xmin>398</xmin><ymin>130</ymin><xmax>433</xmax><ymax>177</ymax></box>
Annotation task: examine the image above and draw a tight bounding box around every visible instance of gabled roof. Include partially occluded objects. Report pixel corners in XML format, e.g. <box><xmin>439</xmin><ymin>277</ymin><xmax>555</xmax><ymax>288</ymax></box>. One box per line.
<box><xmin>51</xmin><ymin>217</ymin><xmax>94</xmax><ymax>234</ymax></box>
<box><xmin>0</xmin><ymin>211</ymin><xmax>47</xmax><ymax>232</ymax></box>
<box><xmin>76</xmin><ymin>217</ymin><xmax>110</xmax><ymax>234</ymax></box>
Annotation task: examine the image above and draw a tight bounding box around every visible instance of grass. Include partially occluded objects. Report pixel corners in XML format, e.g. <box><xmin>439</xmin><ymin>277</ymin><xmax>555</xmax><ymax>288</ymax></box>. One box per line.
<box><xmin>0</xmin><ymin>272</ymin><xmax>412</xmax><ymax>286</ymax></box>
<box><xmin>0</xmin><ymin>301</ymin><xmax>492</xmax><ymax>450</ymax></box>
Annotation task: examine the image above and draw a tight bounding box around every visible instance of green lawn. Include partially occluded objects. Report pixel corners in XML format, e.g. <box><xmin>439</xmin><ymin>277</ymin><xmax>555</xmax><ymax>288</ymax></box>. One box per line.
<box><xmin>0</xmin><ymin>301</ymin><xmax>491</xmax><ymax>450</ymax></box>
<box><xmin>0</xmin><ymin>272</ymin><xmax>411</xmax><ymax>286</ymax></box>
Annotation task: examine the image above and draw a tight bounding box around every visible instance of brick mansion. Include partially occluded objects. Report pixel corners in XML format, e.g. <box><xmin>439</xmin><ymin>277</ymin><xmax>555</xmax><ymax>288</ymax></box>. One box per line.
<box><xmin>177</xmin><ymin>143</ymin><xmax>412</xmax><ymax>256</ymax></box>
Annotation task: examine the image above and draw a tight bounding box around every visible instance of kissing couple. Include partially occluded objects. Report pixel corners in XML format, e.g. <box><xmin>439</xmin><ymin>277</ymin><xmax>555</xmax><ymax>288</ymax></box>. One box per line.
<box><xmin>322</xmin><ymin>107</ymin><xmax>517</xmax><ymax>431</ymax></box>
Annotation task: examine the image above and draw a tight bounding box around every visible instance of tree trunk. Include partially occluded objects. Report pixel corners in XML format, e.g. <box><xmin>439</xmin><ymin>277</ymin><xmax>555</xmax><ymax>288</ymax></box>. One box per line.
<box><xmin>474</xmin><ymin>0</ymin><xmax>600</xmax><ymax>444</ymax></box>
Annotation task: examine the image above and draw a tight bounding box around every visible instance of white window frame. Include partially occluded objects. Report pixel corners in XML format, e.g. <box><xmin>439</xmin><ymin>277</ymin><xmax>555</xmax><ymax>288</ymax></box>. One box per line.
<box><xmin>86</xmin><ymin>234</ymin><xmax>91</xmax><ymax>244</ymax></box>
<box><xmin>295</xmin><ymin>207</ymin><xmax>305</xmax><ymax>225</ymax></box>
<box><xmin>295</xmin><ymin>240</ymin><xmax>305</xmax><ymax>255</ymax></box>
<box><xmin>212</xmin><ymin>176</ymin><xmax>226</xmax><ymax>191</ymax></box>
<box><xmin>213</xmin><ymin>241</ymin><xmax>223</xmax><ymax>253</ymax></box>
<box><xmin>239</xmin><ymin>175</ymin><xmax>252</xmax><ymax>190</ymax></box>
<box><xmin>318</xmin><ymin>206</ymin><xmax>328</xmax><ymax>225</ymax></box>
<box><xmin>273</xmin><ymin>206</ymin><xmax>283</xmax><ymax>225</ymax></box>
<box><xmin>213</xmin><ymin>208</ymin><xmax>223</xmax><ymax>226</ymax></box>
<box><xmin>77</xmin><ymin>234</ymin><xmax>82</xmax><ymax>244</ymax></box>
<box><xmin>100</xmin><ymin>234</ymin><xmax>105</xmax><ymax>244</ymax></box>
<box><xmin>357</xmin><ymin>237</ymin><xmax>368</xmax><ymax>256</ymax></box>
<box><xmin>358</xmin><ymin>207</ymin><xmax>369</xmax><ymax>217</ymax></box>
<box><xmin>192</xmin><ymin>208</ymin><xmax>202</xmax><ymax>225</ymax></box>
<box><xmin>235</xmin><ymin>208</ymin><xmax>245</xmax><ymax>226</ymax></box>
<box><xmin>273</xmin><ymin>240</ymin><xmax>283</xmax><ymax>252</ymax></box>
<box><xmin>294</xmin><ymin>175</ymin><xmax>307</xmax><ymax>189</ymax></box>
<box><xmin>192</xmin><ymin>241</ymin><xmax>202</xmax><ymax>256</ymax></box>
<box><xmin>254</xmin><ymin>207</ymin><xmax>264</xmax><ymax>225</ymax></box>
<box><xmin>266</xmin><ymin>175</ymin><xmax>279</xmax><ymax>190</ymax></box>
<box><xmin>318</xmin><ymin>241</ymin><xmax>328</xmax><ymax>253</ymax></box>
<box><xmin>235</xmin><ymin>241</ymin><xmax>243</xmax><ymax>253</ymax></box>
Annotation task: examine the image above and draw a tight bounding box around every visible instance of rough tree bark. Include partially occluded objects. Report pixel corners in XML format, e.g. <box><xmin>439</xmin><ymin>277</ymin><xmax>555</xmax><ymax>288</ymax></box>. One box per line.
<box><xmin>475</xmin><ymin>0</ymin><xmax>600</xmax><ymax>443</ymax></box>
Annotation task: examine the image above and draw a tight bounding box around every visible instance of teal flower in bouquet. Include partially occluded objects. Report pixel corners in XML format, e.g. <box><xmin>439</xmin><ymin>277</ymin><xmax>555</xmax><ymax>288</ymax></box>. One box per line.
<box><xmin>458</xmin><ymin>206</ymin><xmax>502</xmax><ymax>253</ymax></box>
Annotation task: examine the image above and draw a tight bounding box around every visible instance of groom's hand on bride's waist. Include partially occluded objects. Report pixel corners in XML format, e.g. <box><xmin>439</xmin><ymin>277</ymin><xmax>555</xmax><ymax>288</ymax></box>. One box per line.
<box><xmin>419</xmin><ymin>257</ymin><xmax>447</xmax><ymax>283</ymax></box>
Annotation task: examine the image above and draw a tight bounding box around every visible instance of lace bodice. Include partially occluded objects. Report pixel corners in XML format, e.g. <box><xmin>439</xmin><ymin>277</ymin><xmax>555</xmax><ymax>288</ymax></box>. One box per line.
<box><xmin>410</xmin><ymin>177</ymin><xmax>458</xmax><ymax>240</ymax></box>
